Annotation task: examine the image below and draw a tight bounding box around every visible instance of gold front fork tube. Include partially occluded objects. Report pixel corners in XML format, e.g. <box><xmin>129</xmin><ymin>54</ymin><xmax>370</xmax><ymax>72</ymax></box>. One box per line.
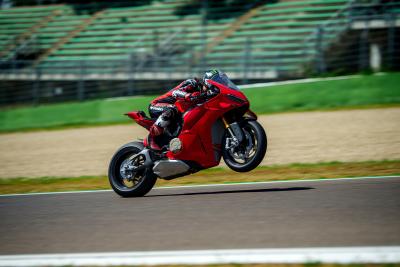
<box><xmin>222</xmin><ymin>117</ymin><xmax>236</xmax><ymax>139</ymax></box>
<box><xmin>222</xmin><ymin>117</ymin><xmax>230</xmax><ymax>129</ymax></box>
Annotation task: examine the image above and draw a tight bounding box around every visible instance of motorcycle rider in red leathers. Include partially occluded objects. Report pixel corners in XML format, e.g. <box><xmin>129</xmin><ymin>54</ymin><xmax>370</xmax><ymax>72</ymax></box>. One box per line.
<box><xmin>146</xmin><ymin>70</ymin><xmax>222</xmax><ymax>150</ymax></box>
<box><xmin>147</xmin><ymin>77</ymin><xmax>206</xmax><ymax>150</ymax></box>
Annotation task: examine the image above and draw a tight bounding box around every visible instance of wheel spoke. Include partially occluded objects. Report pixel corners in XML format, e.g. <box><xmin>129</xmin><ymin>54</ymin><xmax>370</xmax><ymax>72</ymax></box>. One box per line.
<box><xmin>118</xmin><ymin>153</ymin><xmax>147</xmax><ymax>189</ymax></box>
<box><xmin>226</xmin><ymin>124</ymin><xmax>259</xmax><ymax>165</ymax></box>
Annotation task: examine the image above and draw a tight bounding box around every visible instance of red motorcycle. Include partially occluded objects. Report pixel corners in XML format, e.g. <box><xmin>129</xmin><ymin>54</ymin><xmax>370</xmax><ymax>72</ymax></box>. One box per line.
<box><xmin>108</xmin><ymin>72</ymin><xmax>267</xmax><ymax>197</ymax></box>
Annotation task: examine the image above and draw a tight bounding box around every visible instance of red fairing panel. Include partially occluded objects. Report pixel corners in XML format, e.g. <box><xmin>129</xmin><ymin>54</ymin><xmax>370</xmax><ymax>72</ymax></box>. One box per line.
<box><xmin>125</xmin><ymin>111</ymin><xmax>153</xmax><ymax>130</ymax></box>
<box><xmin>166</xmin><ymin>80</ymin><xmax>249</xmax><ymax>168</ymax></box>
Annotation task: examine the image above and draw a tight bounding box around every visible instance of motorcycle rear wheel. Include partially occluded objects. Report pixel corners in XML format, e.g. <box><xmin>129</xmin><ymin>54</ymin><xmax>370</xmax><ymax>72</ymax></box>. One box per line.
<box><xmin>108</xmin><ymin>141</ymin><xmax>157</xmax><ymax>197</ymax></box>
<box><xmin>222</xmin><ymin>120</ymin><xmax>267</xmax><ymax>172</ymax></box>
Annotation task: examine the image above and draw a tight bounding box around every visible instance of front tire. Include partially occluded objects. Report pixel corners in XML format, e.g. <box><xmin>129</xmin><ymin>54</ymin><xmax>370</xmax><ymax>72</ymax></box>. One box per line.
<box><xmin>222</xmin><ymin>120</ymin><xmax>267</xmax><ymax>172</ymax></box>
<box><xmin>108</xmin><ymin>142</ymin><xmax>157</xmax><ymax>197</ymax></box>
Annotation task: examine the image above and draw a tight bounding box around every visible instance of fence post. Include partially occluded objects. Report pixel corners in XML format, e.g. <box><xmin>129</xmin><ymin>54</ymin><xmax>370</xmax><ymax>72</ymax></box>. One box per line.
<box><xmin>32</xmin><ymin>67</ymin><xmax>41</xmax><ymax>106</ymax></box>
<box><xmin>11</xmin><ymin>58</ymin><xmax>17</xmax><ymax>74</ymax></box>
<box><xmin>275</xmin><ymin>52</ymin><xmax>282</xmax><ymax>78</ymax></box>
<box><xmin>153</xmin><ymin>54</ymin><xmax>159</xmax><ymax>73</ymax></box>
<box><xmin>153</xmin><ymin>30</ymin><xmax>158</xmax><ymax>54</ymax></box>
<box><xmin>188</xmin><ymin>51</ymin><xmax>194</xmax><ymax>74</ymax></box>
<box><xmin>242</xmin><ymin>37</ymin><xmax>252</xmax><ymax>84</ymax></box>
<box><xmin>347</xmin><ymin>0</ymin><xmax>354</xmax><ymax>29</ymax></box>
<box><xmin>201</xmin><ymin>0</ymin><xmax>208</xmax><ymax>69</ymax></box>
<box><xmin>127</xmin><ymin>53</ymin><xmax>135</xmax><ymax>96</ymax></box>
<box><xmin>315</xmin><ymin>26</ymin><xmax>326</xmax><ymax>74</ymax></box>
<box><xmin>358</xmin><ymin>20</ymin><xmax>369</xmax><ymax>71</ymax></box>
<box><xmin>387</xmin><ymin>13</ymin><xmax>396</xmax><ymax>70</ymax></box>
<box><xmin>77</xmin><ymin>60</ymin><xmax>85</xmax><ymax>101</ymax></box>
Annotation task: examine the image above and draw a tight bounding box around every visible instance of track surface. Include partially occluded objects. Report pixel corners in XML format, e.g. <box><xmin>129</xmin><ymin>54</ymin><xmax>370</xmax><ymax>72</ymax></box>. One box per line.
<box><xmin>0</xmin><ymin>177</ymin><xmax>399</xmax><ymax>255</ymax></box>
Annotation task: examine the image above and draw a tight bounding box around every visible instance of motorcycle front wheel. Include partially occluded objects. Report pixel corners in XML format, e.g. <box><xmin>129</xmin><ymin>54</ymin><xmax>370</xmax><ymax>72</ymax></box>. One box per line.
<box><xmin>222</xmin><ymin>120</ymin><xmax>267</xmax><ymax>172</ymax></box>
<box><xmin>108</xmin><ymin>141</ymin><xmax>157</xmax><ymax>197</ymax></box>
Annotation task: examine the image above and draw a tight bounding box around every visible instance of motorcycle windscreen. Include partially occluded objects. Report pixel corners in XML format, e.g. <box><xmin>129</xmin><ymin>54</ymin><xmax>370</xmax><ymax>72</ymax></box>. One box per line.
<box><xmin>208</xmin><ymin>72</ymin><xmax>240</xmax><ymax>91</ymax></box>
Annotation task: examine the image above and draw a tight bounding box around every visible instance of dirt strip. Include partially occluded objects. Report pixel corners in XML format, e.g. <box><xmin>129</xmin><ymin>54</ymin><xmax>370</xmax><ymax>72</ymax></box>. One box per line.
<box><xmin>0</xmin><ymin>108</ymin><xmax>399</xmax><ymax>178</ymax></box>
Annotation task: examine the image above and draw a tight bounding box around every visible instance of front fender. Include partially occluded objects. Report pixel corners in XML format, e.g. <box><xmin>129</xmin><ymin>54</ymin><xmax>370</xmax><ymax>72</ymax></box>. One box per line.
<box><xmin>244</xmin><ymin>109</ymin><xmax>258</xmax><ymax>120</ymax></box>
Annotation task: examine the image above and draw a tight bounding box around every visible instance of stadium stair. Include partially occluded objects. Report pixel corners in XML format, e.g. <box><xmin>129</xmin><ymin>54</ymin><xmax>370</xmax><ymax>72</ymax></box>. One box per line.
<box><xmin>193</xmin><ymin>3</ymin><xmax>266</xmax><ymax>64</ymax></box>
<box><xmin>34</xmin><ymin>9</ymin><xmax>105</xmax><ymax>65</ymax></box>
<box><xmin>37</xmin><ymin>0</ymin><xmax>268</xmax><ymax>74</ymax></box>
<box><xmin>201</xmin><ymin>0</ymin><xmax>351</xmax><ymax>76</ymax></box>
<box><xmin>0</xmin><ymin>6</ymin><xmax>62</xmax><ymax>58</ymax></box>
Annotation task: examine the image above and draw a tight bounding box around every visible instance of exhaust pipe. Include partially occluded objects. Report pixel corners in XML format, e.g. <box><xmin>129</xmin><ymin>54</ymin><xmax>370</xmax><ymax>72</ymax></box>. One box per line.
<box><xmin>153</xmin><ymin>160</ymin><xmax>190</xmax><ymax>179</ymax></box>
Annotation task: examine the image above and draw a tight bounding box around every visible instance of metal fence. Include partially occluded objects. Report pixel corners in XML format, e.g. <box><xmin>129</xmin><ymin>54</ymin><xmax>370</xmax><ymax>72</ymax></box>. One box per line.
<box><xmin>0</xmin><ymin>58</ymin><xmax>240</xmax><ymax>106</ymax></box>
<box><xmin>0</xmin><ymin>53</ymin><xmax>273</xmax><ymax>106</ymax></box>
<box><xmin>302</xmin><ymin>0</ymin><xmax>400</xmax><ymax>75</ymax></box>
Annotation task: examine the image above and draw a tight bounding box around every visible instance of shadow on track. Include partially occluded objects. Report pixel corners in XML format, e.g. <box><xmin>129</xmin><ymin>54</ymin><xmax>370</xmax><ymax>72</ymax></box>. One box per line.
<box><xmin>148</xmin><ymin>186</ymin><xmax>314</xmax><ymax>197</ymax></box>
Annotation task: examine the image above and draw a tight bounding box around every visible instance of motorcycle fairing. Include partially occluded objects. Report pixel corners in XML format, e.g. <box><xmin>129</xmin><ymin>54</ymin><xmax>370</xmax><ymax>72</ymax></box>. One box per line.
<box><xmin>125</xmin><ymin>111</ymin><xmax>154</xmax><ymax>130</ymax></box>
<box><xmin>166</xmin><ymin>80</ymin><xmax>249</xmax><ymax>169</ymax></box>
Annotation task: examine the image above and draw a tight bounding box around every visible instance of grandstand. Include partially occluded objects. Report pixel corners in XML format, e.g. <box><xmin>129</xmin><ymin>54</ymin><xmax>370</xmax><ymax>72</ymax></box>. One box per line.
<box><xmin>0</xmin><ymin>5</ymin><xmax>62</xmax><ymax>58</ymax></box>
<box><xmin>40</xmin><ymin>0</ymin><xmax>249</xmax><ymax>73</ymax></box>
<box><xmin>0</xmin><ymin>0</ymin><xmax>399</xmax><ymax>105</ymax></box>
<box><xmin>204</xmin><ymin>0</ymin><xmax>350</xmax><ymax>75</ymax></box>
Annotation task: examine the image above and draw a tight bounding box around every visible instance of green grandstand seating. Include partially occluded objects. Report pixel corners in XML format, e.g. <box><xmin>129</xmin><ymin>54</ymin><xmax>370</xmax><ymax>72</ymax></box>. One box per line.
<box><xmin>77</xmin><ymin>25</ymin><xmax>227</xmax><ymax>36</ymax></box>
<box><xmin>1</xmin><ymin>0</ymin><xmax>354</xmax><ymax>76</ymax></box>
<box><xmin>32</xmin><ymin>8</ymin><xmax>90</xmax><ymax>52</ymax></box>
<box><xmin>203</xmin><ymin>0</ymin><xmax>350</xmax><ymax>74</ymax></box>
<box><xmin>40</xmin><ymin>0</ymin><xmax>239</xmax><ymax>66</ymax></box>
<box><xmin>0</xmin><ymin>5</ymin><xmax>65</xmax><ymax>55</ymax></box>
<box><xmin>45</xmin><ymin>55</ymin><xmax>127</xmax><ymax>60</ymax></box>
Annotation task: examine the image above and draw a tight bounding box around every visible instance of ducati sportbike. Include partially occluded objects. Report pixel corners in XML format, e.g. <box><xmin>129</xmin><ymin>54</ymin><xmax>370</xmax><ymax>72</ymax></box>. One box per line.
<box><xmin>108</xmin><ymin>73</ymin><xmax>267</xmax><ymax>197</ymax></box>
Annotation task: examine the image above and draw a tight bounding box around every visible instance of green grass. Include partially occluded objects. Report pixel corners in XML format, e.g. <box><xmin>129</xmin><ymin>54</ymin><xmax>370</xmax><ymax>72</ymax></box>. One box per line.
<box><xmin>0</xmin><ymin>95</ymin><xmax>155</xmax><ymax>132</ymax></box>
<box><xmin>1</xmin><ymin>73</ymin><xmax>400</xmax><ymax>132</ymax></box>
<box><xmin>128</xmin><ymin>265</ymin><xmax>400</xmax><ymax>267</ymax></box>
<box><xmin>1</xmin><ymin>160</ymin><xmax>399</xmax><ymax>195</ymax></box>
<box><xmin>123</xmin><ymin>264</ymin><xmax>400</xmax><ymax>267</ymax></box>
<box><xmin>246</xmin><ymin>73</ymin><xmax>400</xmax><ymax>114</ymax></box>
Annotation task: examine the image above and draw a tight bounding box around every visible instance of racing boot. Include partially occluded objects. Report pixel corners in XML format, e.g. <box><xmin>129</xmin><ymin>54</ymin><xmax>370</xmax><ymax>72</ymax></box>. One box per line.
<box><xmin>146</xmin><ymin>124</ymin><xmax>163</xmax><ymax>151</ymax></box>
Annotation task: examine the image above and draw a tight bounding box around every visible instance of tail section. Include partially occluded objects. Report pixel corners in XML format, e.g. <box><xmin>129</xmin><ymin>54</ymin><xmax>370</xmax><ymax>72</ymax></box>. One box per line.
<box><xmin>125</xmin><ymin>111</ymin><xmax>154</xmax><ymax>130</ymax></box>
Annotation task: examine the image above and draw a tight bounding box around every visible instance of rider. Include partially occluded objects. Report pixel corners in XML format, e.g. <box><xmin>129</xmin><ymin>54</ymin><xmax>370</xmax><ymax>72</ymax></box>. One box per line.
<box><xmin>147</xmin><ymin>70</ymin><xmax>220</xmax><ymax>150</ymax></box>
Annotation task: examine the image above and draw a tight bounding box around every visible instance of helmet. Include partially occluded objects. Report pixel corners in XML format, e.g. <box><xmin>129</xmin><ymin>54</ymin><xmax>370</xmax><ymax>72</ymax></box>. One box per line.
<box><xmin>202</xmin><ymin>69</ymin><xmax>221</xmax><ymax>89</ymax></box>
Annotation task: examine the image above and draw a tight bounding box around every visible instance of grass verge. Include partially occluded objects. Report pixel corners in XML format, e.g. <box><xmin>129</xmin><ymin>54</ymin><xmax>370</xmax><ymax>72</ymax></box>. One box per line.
<box><xmin>140</xmin><ymin>265</ymin><xmax>400</xmax><ymax>267</ymax></box>
<box><xmin>0</xmin><ymin>160</ymin><xmax>399</xmax><ymax>195</ymax></box>
<box><xmin>1</xmin><ymin>73</ymin><xmax>400</xmax><ymax>133</ymax></box>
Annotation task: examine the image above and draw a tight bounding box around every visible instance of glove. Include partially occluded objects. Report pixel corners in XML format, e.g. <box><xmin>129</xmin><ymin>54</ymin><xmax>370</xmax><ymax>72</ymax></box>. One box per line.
<box><xmin>206</xmin><ymin>87</ymin><xmax>219</xmax><ymax>97</ymax></box>
<box><xmin>185</xmin><ymin>91</ymin><xmax>207</xmax><ymax>102</ymax></box>
<box><xmin>182</xmin><ymin>78</ymin><xmax>199</xmax><ymax>88</ymax></box>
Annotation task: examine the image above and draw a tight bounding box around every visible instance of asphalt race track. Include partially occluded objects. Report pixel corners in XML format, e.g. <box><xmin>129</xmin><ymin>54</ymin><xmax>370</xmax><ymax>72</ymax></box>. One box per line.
<box><xmin>0</xmin><ymin>177</ymin><xmax>399</xmax><ymax>255</ymax></box>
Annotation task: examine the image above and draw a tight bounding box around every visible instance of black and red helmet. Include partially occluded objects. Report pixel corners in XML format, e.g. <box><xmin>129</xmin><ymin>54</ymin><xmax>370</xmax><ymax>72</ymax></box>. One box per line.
<box><xmin>202</xmin><ymin>69</ymin><xmax>221</xmax><ymax>89</ymax></box>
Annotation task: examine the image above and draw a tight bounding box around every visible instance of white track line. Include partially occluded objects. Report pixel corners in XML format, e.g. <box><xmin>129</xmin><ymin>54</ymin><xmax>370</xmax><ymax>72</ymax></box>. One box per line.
<box><xmin>240</xmin><ymin>74</ymin><xmax>363</xmax><ymax>89</ymax></box>
<box><xmin>156</xmin><ymin>175</ymin><xmax>399</xmax><ymax>189</ymax></box>
<box><xmin>0</xmin><ymin>247</ymin><xmax>399</xmax><ymax>266</ymax></box>
<box><xmin>0</xmin><ymin>175</ymin><xmax>398</xmax><ymax>198</ymax></box>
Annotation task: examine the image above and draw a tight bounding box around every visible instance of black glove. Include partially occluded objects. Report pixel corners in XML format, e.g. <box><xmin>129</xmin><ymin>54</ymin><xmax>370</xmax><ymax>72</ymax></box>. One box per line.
<box><xmin>188</xmin><ymin>91</ymin><xmax>207</xmax><ymax>102</ymax></box>
<box><xmin>206</xmin><ymin>87</ymin><xmax>219</xmax><ymax>97</ymax></box>
<box><xmin>182</xmin><ymin>78</ymin><xmax>200</xmax><ymax>88</ymax></box>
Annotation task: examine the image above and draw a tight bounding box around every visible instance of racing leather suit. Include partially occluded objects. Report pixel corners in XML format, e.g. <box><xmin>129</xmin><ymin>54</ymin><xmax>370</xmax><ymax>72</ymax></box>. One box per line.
<box><xmin>147</xmin><ymin>78</ymin><xmax>205</xmax><ymax>149</ymax></box>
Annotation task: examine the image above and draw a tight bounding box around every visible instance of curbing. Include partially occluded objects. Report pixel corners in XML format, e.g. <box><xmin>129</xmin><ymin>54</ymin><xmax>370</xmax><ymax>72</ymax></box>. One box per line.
<box><xmin>0</xmin><ymin>246</ymin><xmax>399</xmax><ymax>266</ymax></box>
<box><xmin>0</xmin><ymin>175</ymin><xmax>398</xmax><ymax>198</ymax></box>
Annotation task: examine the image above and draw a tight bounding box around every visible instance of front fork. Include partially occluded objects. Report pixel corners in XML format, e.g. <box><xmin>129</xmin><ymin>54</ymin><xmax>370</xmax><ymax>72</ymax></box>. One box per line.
<box><xmin>222</xmin><ymin>116</ymin><xmax>255</xmax><ymax>160</ymax></box>
<box><xmin>222</xmin><ymin>117</ymin><xmax>244</xmax><ymax>150</ymax></box>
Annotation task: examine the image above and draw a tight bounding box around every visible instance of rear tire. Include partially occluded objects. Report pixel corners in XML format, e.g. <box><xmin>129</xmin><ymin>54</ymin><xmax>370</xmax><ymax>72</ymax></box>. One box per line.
<box><xmin>222</xmin><ymin>120</ymin><xmax>267</xmax><ymax>172</ymax></box>
<box><xmin>108</xmin><ymin>142</ymin><xmax>157</xmax><ymax>197</ymax></box>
